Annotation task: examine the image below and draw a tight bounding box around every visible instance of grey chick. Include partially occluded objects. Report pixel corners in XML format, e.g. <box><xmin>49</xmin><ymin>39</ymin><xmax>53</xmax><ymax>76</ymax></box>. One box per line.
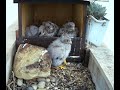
<box><xmin>46</xmin><ymin>21</ymin><xmax>59</xmax><ymax>30</ymax></box>
<box><xmin>58</xmin><ymin>22</ymin><xmax>78</xmax><ymax>38</ymax></box>
<box><xmin>66</xmin><ymin>27</ymin><xmax>78</xmax><ymax>38</ymax></box>
<box><xmin>47</xmin><ymin>33</ymin><xmax>72</xmax><ymax>68</ymax></box>
<box><xmin>39</xmin><ymin>21</ymin><xmax>59</xmax><ymax>37</ymax></box>
<box><xmin>57</xmin><ymin>27</ymin><xmax>66</xmax><ymax>37</ymax></box>
<box><xmin>63</xmin><ymin>22</ymin><xmax>78</xmax><ymax>38</ymax></box>
<box><xmin>63</xmin><ymin>22</ymin><xmax>75</xmax><ymax>30</ymax></box>
<box><xmin>25</xmin><ymin>25</ymin><xmax>39</xmax><ymax>38</ymax></box>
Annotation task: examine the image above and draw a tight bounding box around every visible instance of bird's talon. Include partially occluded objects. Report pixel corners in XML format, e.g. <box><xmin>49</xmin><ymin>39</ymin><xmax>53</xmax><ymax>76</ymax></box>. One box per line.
<box><xmin>64</xmin><ymin>59</ymin><xmax>68</xmax><ymax>65</ymax></box>
<box><xmin>58</xmin><ymin>65</ymin><xmax>66</xmax><ymax>69</ymax></box>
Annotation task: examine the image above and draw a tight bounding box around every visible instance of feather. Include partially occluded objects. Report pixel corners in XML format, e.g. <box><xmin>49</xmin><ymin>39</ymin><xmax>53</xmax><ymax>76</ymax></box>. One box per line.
<box><xmin>47</xmin><ymin>33</ymin><xmax>72</xmax><ymax>67</ymax></box>
<box><xmin>39</xmin><ymin>21</ymin><xmax>59</xmax><ymax>37</ymax></box>
<box><xmin>57</xmin><ymin>22</ymin><xmax>78</xmax><ymax>38</ymax></box>
<box><xmin>25</xmin><ymin>25</ymin><xmax>39</xmax><ymax>38</ymax></box>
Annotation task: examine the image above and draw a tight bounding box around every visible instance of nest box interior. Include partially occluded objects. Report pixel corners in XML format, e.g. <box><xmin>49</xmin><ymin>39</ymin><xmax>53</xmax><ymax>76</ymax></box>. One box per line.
<box><xmin>15</xmin><ymin>1</ymin><xmax>90</xmax><ymax>63</ymax></box>
<box><xmin>19</xmin><ymin>3</ymin><xmax>87</xmax><ymax>37</ymax></box>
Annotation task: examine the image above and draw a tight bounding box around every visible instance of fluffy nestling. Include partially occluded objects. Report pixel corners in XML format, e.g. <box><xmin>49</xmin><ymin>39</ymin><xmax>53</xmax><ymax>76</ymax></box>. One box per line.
<box><xmin>58</xmin><ymin>22</ymin><xmax>78</xmax><ymax>38</ymax></box>
<box><xmin>25</xmin><ymin>25</ymin><xmax>39</xmax><ymax>38</ymax></box>
<box><xmin>47</xmin><ymin>33</ymin><xmax>72</xmax><ymax>68</ymax></box>
<box><xmin>39</xmin><ymin>21</ymin><xmax>59</xmax><ymax>37</ymax></box>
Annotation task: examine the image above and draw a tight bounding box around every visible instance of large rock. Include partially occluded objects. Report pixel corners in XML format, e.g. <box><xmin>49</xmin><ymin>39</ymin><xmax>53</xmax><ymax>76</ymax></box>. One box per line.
<box><xmin>13</xmin><ymin>43</ymin><xmax>52</xmax><ymax>80</ymax></box>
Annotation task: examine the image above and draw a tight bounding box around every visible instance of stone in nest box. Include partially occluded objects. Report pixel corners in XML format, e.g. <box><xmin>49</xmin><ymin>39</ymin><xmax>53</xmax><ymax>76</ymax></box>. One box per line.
<box><xmin>13</xmin><ymin>43</ymin><xmax>52</xmax><ymax>80</ymax></box>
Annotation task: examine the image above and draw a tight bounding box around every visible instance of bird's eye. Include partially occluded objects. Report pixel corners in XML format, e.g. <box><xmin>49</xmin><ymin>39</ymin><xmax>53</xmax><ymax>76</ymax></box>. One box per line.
<box><xmin>66</xmin><ymin>40</ymin><xmax>69</xmax><ymax>42</ymax></box>
<box><xmin>56</xmin><ymin>57</ymin><xmax>59</xmax><ymax>59</ymax></box>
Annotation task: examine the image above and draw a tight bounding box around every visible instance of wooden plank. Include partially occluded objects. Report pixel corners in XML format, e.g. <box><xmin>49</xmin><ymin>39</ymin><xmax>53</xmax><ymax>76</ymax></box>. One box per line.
<box><xmin>20</xmin><ymin>3</ymin><xmax>87</xmax><ymax>37</ymax></box>
<box><xmin>14</xmin><ymin>0</ymin><xmax>90</xmax><ymax>4</ymax></box>
<box><xmin>23</xmin><ymin>37</ymin><xmax>57</xmax><ymax>48</ymax></box>
<box><xmin>33</xmin><ymin>4</ymin><xmax>73</xmax><ymax>26</ymax></box>
<box><xmin>72</xmin><ymin>4</ymin><xmax>87</xmax><ymax>37</ymax></box>
<box><xmin>83</xmin><ymin>48</ymin><xmax>90</xmax><ymax>67</ymax></box>
<box><xmin>73</xmin><ymin>4</ymin><xmax>87</xmax><ymax>37</ymax></box>
<box><xmin>16</xmin><ymin>37</ymin><xmax>82</xmax><ymax>61</ymax></box>
<box><xmin>17</xmin><ymin>3</ymin><xmax>88</xmax><ymax>63</ymax></box>
<box><xmin>21</xmin><ymin>3</ymin><xmax>33</xmax><ymax>36</ymax></box>
<box><xmin>22</xmin><ymin>37</ymin><xmax>82</xmax><ymax>60</ymax></box>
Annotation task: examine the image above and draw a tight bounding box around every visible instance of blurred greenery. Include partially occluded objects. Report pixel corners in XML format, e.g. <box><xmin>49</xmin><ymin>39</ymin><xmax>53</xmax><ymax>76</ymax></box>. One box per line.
<box><xmin>87</xmin><ymin>2</ymin><xmax>107</xmax><ymax>20</ymax></box>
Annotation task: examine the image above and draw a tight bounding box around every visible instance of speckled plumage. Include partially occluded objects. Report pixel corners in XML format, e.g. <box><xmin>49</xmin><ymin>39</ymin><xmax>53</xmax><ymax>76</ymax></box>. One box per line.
<box><xmin>39</xmin><ymin>21</ymin><xmax>59</xmax><ymax>37</ymax></box>
<box><xmin>47</xmin><ymin>33</ymin><xmax>72</xmax><ymax>67</ymax></box>
<box><xmin>58</xmin><ymin>22</ymin><xmax>78</xmax><ymax>38</ymax></box>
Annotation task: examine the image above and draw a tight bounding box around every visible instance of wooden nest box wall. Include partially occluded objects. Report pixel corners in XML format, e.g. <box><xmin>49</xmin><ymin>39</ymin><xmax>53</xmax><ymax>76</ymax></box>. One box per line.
<box><xmin>14</xmin><ymin>0</ymin><xmax>90</xmax><ymax>64</ymax></box>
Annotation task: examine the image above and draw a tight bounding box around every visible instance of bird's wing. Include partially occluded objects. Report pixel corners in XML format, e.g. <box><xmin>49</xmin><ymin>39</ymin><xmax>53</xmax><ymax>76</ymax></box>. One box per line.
<box><xmin>48</xmin><ymin>45</ymin><xmax>65</xmax><ymax>60</ymax></box>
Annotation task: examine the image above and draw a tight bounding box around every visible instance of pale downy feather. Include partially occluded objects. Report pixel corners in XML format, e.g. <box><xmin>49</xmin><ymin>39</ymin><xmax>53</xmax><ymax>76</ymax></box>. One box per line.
<box><xmin>47</xmin><ymin>33</ymin><xmax>72</xmax><ymax>66</ymax></box>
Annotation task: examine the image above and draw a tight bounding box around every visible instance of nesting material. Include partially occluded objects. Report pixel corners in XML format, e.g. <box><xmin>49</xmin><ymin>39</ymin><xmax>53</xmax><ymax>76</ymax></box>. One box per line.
<box><xmin>37</xmin><ymin>81</ymin><xmax>46</xmax><ymax>89</ymax></box>
<box><xmin>13</xmin><ymin>43</ymin><xmax>52</xmax><ymax>80</ymax></box>
<box><xmin>26</xmin><ymin>86</ymin><xmax>34</xmax><ymax>90</ymax></box>
<box><xmin>7</xmin><ymin>63</ymin><xmax>95</xmax><ymax>90</ymax></box>
<box><xmin>32</xmin><ymin>84</ymin><xmax>37</xmax><ymax>90</ymax></box>
<box><xmin>16</xmin><ymin>79</ymin><xmax>23</xmax><ymax>86</ymax></box>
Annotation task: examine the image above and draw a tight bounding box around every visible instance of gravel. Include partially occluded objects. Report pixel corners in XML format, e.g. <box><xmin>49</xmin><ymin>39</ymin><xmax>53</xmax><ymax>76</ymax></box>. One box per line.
<box><xmin>6</xmin><ymin>62</ymin><xmax>96</xmax><ymax>90</ymax></box>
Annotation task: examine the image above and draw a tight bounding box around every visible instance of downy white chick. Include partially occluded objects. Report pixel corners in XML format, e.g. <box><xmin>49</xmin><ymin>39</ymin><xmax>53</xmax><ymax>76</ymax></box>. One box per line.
<box><xmin>39</xmin><ymin>21</ymin><xmax>59</xmax><ymax>37</ymax></box>
<box><xmin>47</xmin><ymin>33</ymin><xmax>72</xmax><ymax>68</ymax></box>
<box><xmin>25</xmin><ymin>25</ymin><xmax>39</xmax><ymax>38</ymax></box>
<box><xmin>58</xmin><ymin>22</ymin><xmax>78</xmax><ymax>38</ymax></box>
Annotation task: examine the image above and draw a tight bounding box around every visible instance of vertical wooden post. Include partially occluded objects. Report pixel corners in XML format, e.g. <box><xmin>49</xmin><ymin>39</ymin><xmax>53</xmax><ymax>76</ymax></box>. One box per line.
<box><xmin>18</xmin><ymin>3</ymin><xmax>22</xmax><ymax>38</ymax></box>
